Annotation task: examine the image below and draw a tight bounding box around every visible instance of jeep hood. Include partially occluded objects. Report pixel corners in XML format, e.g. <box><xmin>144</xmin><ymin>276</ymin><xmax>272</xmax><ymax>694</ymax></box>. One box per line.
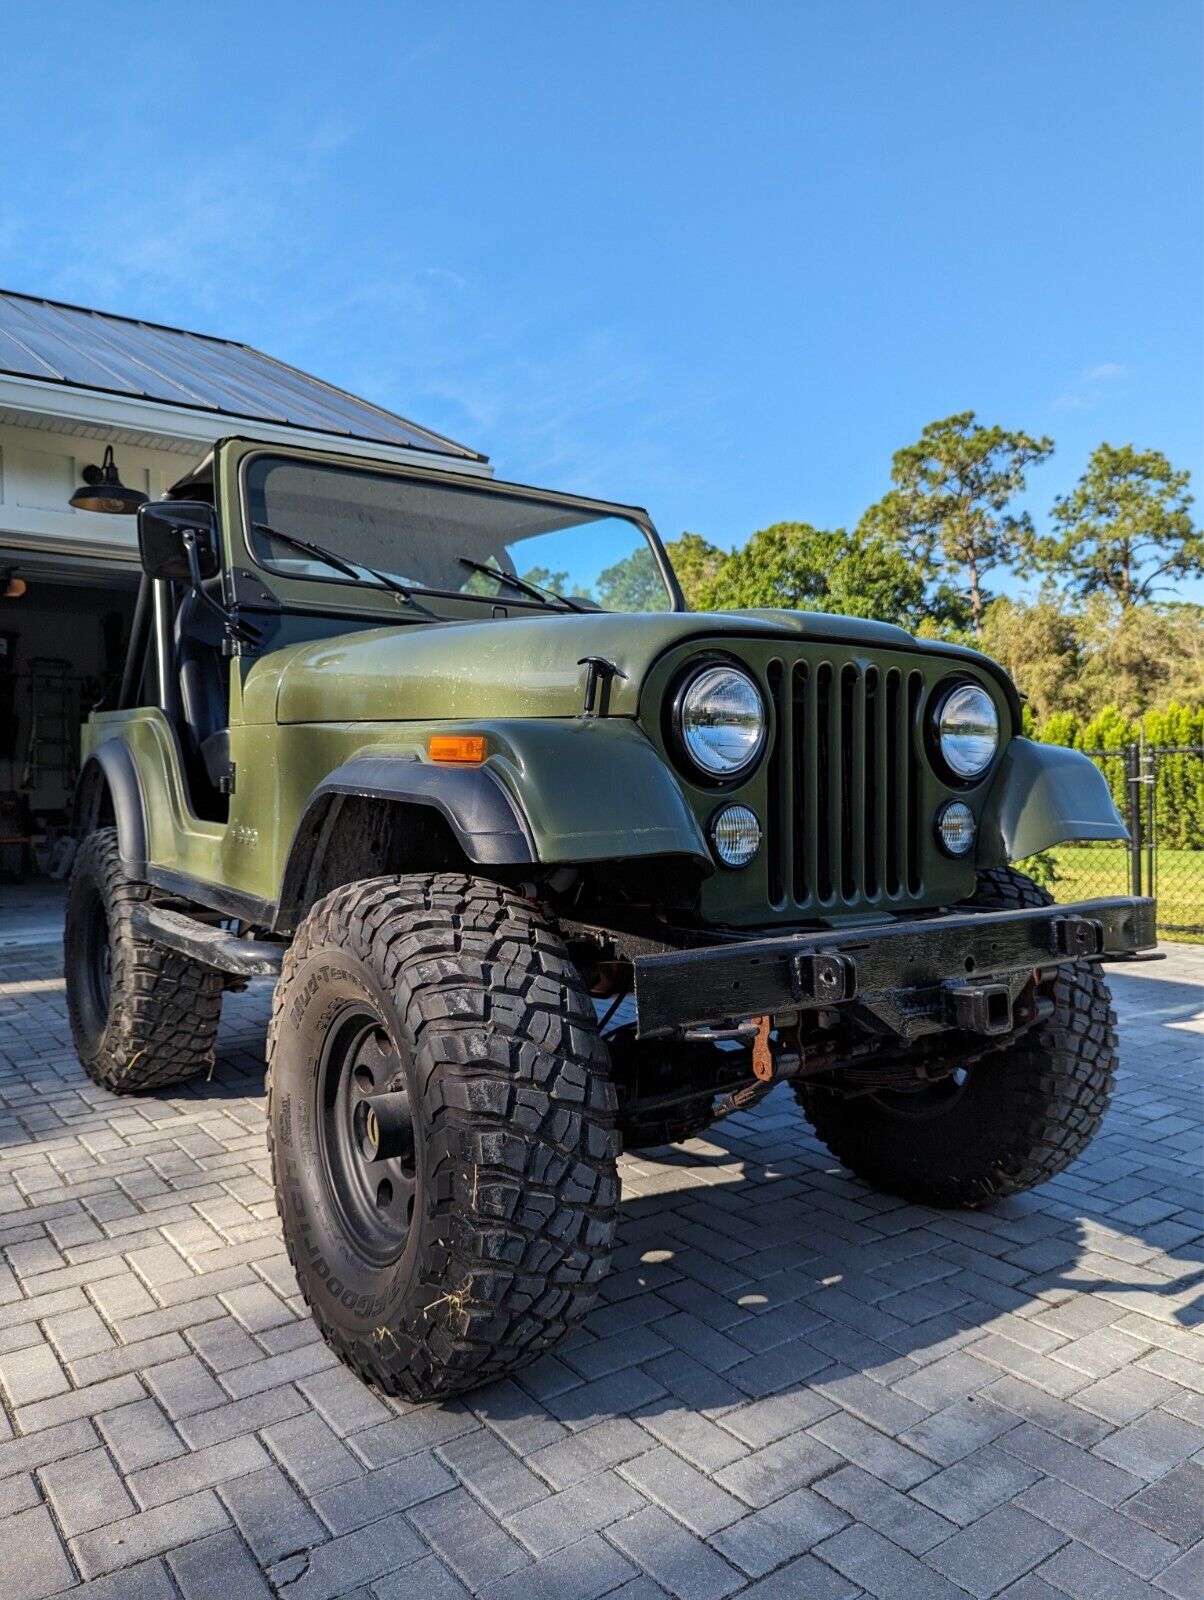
<box><xmin>256</xmin><ymin>608</ymin><xmax>1010</xmax><ymax>725</ymax></box>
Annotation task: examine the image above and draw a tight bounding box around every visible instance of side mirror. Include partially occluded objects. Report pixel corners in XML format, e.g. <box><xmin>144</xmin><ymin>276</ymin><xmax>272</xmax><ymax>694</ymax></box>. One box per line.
<box><xmin>137</xmin><ymin>500</ymin><xmax>220</xmax><ymax>582</ymax></box>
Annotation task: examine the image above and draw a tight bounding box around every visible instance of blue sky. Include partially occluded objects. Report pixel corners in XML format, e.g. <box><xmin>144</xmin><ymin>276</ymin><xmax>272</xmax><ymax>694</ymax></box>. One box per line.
<box><xmin>2</xmin><ymin>1</ymin><xmax>1200</xmax><ymax>600</ymax></box>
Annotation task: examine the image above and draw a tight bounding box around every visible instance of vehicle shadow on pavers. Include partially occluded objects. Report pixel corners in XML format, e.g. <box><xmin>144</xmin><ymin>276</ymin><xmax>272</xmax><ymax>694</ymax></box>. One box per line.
<box><xmin>9</xmin><ymin>959</ymin><xmax>1202</xmax><ymax>1374</ymax></box>
<box><xmin>3</xmin><ymin>937</ymin><xmax>1202</xmax><ymax>1597</ymax></box>
<box><xmin>163</xmin><ymin>989</ymin><xmax>1204</xmax><ymax>1384</ymax></box>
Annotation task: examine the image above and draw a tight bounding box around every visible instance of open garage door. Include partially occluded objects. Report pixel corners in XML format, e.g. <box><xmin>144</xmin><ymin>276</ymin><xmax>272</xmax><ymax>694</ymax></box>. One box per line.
<box><xmin>0</xmin><ymin>548</ymin><xmax>138</xmax><ymax>877</ymax></box>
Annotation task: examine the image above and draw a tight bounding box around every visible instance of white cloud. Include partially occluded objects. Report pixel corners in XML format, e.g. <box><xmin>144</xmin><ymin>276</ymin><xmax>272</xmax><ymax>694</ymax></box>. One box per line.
<box><xmin>1054</xmin><ymin>361</ymin><xmax>1129</xmax><ymax>409</ymax></box>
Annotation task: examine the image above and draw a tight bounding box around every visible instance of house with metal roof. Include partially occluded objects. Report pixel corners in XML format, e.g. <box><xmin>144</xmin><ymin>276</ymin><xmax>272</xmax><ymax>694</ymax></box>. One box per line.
<box><xmin>0</xmin><ymin>289</ymin><xmax>485</xmax><ymax>832</ymax></box>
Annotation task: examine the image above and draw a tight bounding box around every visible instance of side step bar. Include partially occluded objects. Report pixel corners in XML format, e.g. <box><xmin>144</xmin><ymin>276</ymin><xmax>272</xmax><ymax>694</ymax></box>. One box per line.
<box><xmin>130</xmin><ymin>905</ymin><xmax>284</xmax><ymax>978</ymax></box>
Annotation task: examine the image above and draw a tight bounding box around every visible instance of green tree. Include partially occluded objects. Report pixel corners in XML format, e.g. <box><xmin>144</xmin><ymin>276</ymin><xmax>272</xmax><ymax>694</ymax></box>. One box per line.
<box><xmin>664</xmin><ymin>532</ymin><xmax>727</xmax><ymax>609</ymax></box>
<box><xmin>1142</xmin><ymin>703</ymin><xmax>1204</xmax><ymax>848</ymax></box>
<box><xmin>519</xmin><ymin>564</ymin><xmax>572</xmax><ymax>594</ymax></box>
<box><xmin>977</xmin><ymin>591</ymin><xmax>1204</xmax><ymax>723</ymax></box>
<box><xmin>978</xmin><ymin>595</ymin><xmax>1086</xmax><ymax>722</ymax></box>
<box><xmin>695</xmin><ymin>522</ymin><xmax>842</xmax><ymax>611</ymax></box>
<box><xmin>1076</xmin><ymin>596</ymin><xmax>1203</xmax><ymax>719</ymax></box>
<box><xmin>1040</xmin><ymin>442</ymin><xmax>1201</xmax><ymax>606</ymax></box>
<box><xmin>594</xmin><ymin>546</ymin><xmax>671</xmax><ymax>611</ymax></box>
<box><xmin>693</xmin><ymin>521</ymin><xmax>929</xmax><ymax>627</ymax></box>
<box><xmin>859</xmin><ymin>411</ymin><xmax>1054</xmax><ymax>636</ymax></box>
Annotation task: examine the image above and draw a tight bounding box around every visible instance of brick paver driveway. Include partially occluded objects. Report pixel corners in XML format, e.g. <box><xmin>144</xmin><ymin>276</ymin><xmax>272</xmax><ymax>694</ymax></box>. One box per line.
<box><xmin>1</xmin><ymin>883</ymin><xmax>1201</xmax><ymax>1599</ymax></box>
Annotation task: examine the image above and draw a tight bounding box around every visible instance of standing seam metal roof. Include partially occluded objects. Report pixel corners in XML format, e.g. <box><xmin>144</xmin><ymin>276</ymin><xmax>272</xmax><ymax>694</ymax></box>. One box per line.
<box><xmin>0</xmin><ymin>289</ymin><xmax>483</xmax><ymax>459</ymax></box>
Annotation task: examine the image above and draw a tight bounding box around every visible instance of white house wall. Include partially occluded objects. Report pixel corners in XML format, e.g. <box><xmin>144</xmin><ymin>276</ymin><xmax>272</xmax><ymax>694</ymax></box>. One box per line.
<box><xmin>0</xmin><ymin>418</ymin><xmax>196</xmax><ymax>566</ymax></box>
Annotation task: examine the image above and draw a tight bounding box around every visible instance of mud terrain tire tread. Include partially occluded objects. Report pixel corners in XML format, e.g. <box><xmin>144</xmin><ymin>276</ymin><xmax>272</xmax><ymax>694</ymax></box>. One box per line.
<box><xmin>64</xmin><ymin>828</ymin><xmax>224</xmax><ymax>1093</ymax></box>
<box><xmin>266</xmin><ymin>872</ymin><xmax>619</xmax><ymax>1399</ymax></box>
<box><xmin>797</xmin><ymin>866</ymin><xmax>1118</xmax><ymax>1208</ymax></box>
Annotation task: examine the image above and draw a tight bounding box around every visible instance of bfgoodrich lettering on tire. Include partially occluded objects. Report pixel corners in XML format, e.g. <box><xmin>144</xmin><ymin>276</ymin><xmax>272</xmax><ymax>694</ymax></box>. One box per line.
<box><xmin>266</xmin><ymin>872</ymin><xmax>619</xmax><ymax>1398</ymax></box>
<box><xmin>797</xmin><ymin>866</ymin><xmax>1119</xmax><ymax>1208</ymax></box>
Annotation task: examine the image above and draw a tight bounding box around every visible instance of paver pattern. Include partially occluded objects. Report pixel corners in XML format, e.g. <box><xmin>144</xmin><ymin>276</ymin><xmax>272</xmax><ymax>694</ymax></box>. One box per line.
<box><xmin>1</xmin><ymin>886</ymin><xmax>1200</xmax><ymax>1599</ymax></box>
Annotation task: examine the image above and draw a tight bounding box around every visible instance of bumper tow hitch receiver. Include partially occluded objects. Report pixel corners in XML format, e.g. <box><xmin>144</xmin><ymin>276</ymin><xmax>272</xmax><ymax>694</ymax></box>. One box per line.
<box><xmin>792</xmin><ymin>952</ymin><xmax>856</xmax><ymax>1004</ymax></box>
<box><xmin>947</xmin><ymin>982</ymin><xmax>1014</xmax><ymax>1036</ymax></box>
<box><xmin>1049</xmin><ymin>915</ymin><xmax>1105</xmax><ymax>957</ymax></box>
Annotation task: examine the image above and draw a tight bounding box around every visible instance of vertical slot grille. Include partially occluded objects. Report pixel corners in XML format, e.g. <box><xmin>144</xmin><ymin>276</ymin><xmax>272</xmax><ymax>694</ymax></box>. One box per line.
<box><xmin>839</xmin><ymin>665</ymin><xmax>857</xmax><ymax>900</ymax></box>
<box><xmin>907</xmin><ymin>670</ymin><xmax>923</xmax><ymax>894</ymax></box>
<box><xmin>863</xmin><ymin>666</ymin><xmax>880</xmax><ymax>896</ymax></box>
<box><xmin>766</xmin><ymin>658</ymin><xmax>785</xmax><ymax>906</ymax></box>
<box><xmin>877</xmin><ymin>665</ymin><xmax>896</xmax><ymax>902</ymax></box>
<box><xmin>815</xmin><ymin>662</ymin><xmax>833</xmax><ymax>902</ymax></box>
<box><xmin>791</xmin><ymin>661</ymin><xmax>811</xmax><ymax>903</ymax></box>
<box><xmin>776</xmin><ymin>655</ymin><xmax>925</xmax><ymax>910</ymax></box>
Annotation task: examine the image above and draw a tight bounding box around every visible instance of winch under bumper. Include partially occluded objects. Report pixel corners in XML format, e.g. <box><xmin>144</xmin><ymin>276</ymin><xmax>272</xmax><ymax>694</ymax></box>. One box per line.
<box><xmin>633</xmin><ymin>896</ymin><xmax>1156</xmax><ymax>1041</ymax></box>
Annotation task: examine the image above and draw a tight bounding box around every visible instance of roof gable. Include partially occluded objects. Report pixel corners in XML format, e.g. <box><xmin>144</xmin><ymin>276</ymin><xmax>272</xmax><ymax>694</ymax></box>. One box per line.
<box><xmin>0</xmin><ymin>289</ymin><xmax>482</xmax><ymax>461</ymax></box>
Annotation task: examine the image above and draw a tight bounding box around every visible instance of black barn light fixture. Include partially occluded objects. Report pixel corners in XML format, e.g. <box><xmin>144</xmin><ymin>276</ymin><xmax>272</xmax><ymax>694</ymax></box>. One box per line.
<box><xmin>69</xmin><ymin>445</ymin><xmax>148</xmax><ymax>514</ymax></box>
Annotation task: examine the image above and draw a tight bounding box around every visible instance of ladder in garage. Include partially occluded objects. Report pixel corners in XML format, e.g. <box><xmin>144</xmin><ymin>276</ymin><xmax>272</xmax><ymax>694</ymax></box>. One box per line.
<box><xmin>21</xmin><ymin>657</ymin><xmax>76</xmax><ymax>794</ymax></box>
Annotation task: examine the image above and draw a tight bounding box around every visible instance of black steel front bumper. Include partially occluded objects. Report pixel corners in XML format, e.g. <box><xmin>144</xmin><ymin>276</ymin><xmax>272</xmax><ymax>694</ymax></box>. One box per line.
<box><xmin>633</xmin><ymin>896</ymin><xmax>1156</xmax><ymax>1040</ymax></box>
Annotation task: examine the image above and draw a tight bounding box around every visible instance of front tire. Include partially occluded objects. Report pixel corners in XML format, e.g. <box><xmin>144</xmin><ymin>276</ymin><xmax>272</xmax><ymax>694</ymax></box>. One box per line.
<box><xmin>797</xmin><ymin>867</ymin><xmax>1119</xmax><ymax>1208</ymax></box>
<box><xmin>64</xmin><ymin>828</ymin><xmax>224</xmax><ymax>1093</ymax></box>
<box><xmin>266</xmin><ymin>873</ymin><xmax>619</xmax><ymax>1399</ymax></box>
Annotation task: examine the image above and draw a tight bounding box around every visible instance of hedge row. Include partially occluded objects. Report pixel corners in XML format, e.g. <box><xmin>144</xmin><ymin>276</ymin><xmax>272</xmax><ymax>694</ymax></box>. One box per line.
<box><xmin>1021</xmin><ymin>702</ymin><xmax>1204</xmax><ymax>849</ymax></box>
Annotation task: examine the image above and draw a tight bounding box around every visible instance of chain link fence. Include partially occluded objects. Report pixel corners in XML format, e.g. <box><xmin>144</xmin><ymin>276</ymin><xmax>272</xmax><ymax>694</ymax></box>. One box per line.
<box><xmin>1019</xmin><ymin>743</ymin><xmax>1204</xmax><ymax>942</ymax></box>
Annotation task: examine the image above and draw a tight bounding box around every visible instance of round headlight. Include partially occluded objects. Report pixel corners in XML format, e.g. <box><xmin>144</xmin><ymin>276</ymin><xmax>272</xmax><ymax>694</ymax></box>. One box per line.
<box><xmin>937</xmin><ymin>683</ymin><xmax>999</xmax><ymax>780</ymax></box>
<box><xmin>676</xmin><ymin>665</ymin><xmax>767</xmax><ymax>778</ymax></box>
<box><xmin>710</xmin><ymin>804</ymin><xmax>762</xmax><ymax>867</ymax></box>
<box><xmin>936</xmin><ymin>799</ymin><xmax>976</xmax><ymax>856</ymax></box>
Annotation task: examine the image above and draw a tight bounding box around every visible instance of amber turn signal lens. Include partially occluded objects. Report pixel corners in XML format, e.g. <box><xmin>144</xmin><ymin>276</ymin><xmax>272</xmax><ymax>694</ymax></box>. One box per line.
<box><xmin>429</xmin><ymin>734</ymin><xmax>486</xmax><ymax>764</ymax></box>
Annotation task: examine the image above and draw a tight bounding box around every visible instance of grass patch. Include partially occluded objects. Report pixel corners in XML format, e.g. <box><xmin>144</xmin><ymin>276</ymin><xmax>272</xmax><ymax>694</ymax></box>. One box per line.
<box><xmin>1019</xmin><ymin>844</ymin><xmax>1204</xmax><ymax>944</ymax></box>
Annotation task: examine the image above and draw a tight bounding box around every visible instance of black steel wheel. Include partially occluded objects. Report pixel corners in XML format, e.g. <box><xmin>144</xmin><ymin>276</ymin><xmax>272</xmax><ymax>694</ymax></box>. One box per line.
<box><xmin>316</xmin><ymin>1008</ymin><xmax>419</xmax><ymax>1267</ymax></box>
<box><xmin>267</xmin><ymin>872</ymin><xmax>619</xmax><ymax>1399</ymax></box>
<box><xmin>797</xmin><ymin>867</ymin><xmax>1118</xmax><ymax>1208</ymax></box>
<box><xmin>64</xmin><ymin>829</ymin><xmax>223</xmax><ymax>1093</ymax></box>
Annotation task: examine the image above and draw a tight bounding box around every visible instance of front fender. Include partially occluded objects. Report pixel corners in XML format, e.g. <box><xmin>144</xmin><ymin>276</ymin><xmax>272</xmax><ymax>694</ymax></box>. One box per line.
<box><xmin>980</xmin><ymin>738</ymin><xmax>1128</xmax><ymax>862</ymax></box>
<box><xmin>276</xmin><ymin>718</ymin><xmax>712</xmax><ymax>927</ymax></box>
<box><xmin>483</xmin><ymin>718</ymin><xmax>711</xmax><ymax>866</ymax></box>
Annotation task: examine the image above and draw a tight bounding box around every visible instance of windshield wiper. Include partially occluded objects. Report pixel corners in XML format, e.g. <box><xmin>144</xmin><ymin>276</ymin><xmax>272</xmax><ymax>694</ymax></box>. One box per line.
<box><xmin>254</xmin><ymin>523</ymin><xmax>438</xmax><ymax>617</ymax></box>
<box><xmin>457</xmin><ymin>555</ymin><xmax>587</xmax><ymax>613</ymax></box>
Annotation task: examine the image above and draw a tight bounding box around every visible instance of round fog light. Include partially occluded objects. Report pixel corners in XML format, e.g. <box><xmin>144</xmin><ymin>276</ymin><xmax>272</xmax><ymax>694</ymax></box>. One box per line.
<box><xmin>936</xmin><ymin>800</ymin><xmax>976</xmax><ymax>856</ymax></box>
<box><xmin>710</xmin><ymin>804</ymin><xmax>761</xmax><ymax>868</ymax></box>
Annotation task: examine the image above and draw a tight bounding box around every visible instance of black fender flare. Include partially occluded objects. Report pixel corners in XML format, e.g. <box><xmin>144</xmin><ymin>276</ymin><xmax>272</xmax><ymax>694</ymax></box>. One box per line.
<box><xmin>73</xmin><ymin>740</ymin><xmax>149</xmax><ymax>872</ymax></box>
<box><xmin>276</xmin><ymin>754</ymin><xmax>536</xmax><ymax>930</ymax></box>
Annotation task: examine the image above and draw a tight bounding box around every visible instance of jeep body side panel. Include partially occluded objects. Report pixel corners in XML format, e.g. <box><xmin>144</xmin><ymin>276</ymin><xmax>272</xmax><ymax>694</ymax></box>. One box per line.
<box><xmin>84</xmin><ymin>711</ymin><xmax>711</xmax><ymax>919</ymax></box>
<box><xmin>81</xmin><ymin>711</ymin><xmax>225</xmax><ymax>882</ymax></box>
<box><xmin>980</xmin><ymin>738</ymin><xmax>1129</xmax><ymax>862</ymax></box>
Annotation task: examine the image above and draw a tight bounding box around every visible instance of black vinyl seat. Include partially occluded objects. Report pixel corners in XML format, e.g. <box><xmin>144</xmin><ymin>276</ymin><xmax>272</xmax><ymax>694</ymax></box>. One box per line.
<box><xmin>174</xmin><ymin>583</ymin><xmax>230</xmax><ymax>792</ymax></box>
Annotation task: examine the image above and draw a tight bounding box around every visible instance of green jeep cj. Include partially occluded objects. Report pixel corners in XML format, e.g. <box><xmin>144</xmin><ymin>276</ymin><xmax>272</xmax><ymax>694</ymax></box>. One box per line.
<box><xmin>66</xmin><ymin>438</ymin><xmax>1155</xmax><ymax>1397</ymax></box>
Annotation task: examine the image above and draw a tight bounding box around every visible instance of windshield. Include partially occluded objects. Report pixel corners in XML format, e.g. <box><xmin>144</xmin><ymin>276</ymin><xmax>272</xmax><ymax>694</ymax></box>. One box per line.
<box><xmin>244</xmin><ymin>456</ymin><xmax>676</xmax><ymax>613</ymax></box>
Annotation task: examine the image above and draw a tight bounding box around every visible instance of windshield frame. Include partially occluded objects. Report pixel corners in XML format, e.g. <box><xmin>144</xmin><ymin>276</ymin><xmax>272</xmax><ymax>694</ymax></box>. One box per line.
<box><xmin>235</xmin><ymin>447</ymin><xmax>685</xmax><ymax>618</ymax></box>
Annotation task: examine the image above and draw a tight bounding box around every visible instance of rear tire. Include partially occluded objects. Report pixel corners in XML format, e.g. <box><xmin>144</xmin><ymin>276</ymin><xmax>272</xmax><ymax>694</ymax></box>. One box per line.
<box><xmin>797</xmin><ymin>867</ymin><xmax>1118</xmax><ymax>1208</ymax></box>
<box><xmin>64</xmin><ymin>828</ymin><xmax>224</xmax><ymax>1093</ymax></box>
<box><xmin>266</xmin><ymin>873</ymin><xmax>619</xmax><ymax>1399</ymax></box>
